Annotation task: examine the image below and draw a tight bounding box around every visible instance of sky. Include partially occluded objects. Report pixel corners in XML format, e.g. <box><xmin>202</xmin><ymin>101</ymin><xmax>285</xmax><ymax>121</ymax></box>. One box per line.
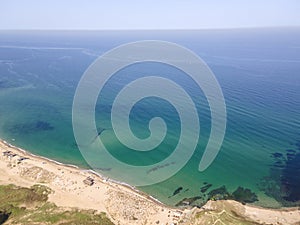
<box><xmin>0</xmin><ymin>0</ymin><xmax>300</xmax><ymax>30</ymax></box>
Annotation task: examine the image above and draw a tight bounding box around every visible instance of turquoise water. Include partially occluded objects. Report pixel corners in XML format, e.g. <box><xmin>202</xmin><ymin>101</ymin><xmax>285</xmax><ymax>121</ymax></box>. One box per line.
<box><xmin>0</xmin><ymin>29</ymin><xmax>299</xmax><ymax>207</ymax></box>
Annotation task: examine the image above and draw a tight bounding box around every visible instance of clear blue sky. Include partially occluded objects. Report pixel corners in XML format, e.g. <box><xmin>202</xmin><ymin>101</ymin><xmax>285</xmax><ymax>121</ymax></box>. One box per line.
<box><xmin>1</xmin><ymin>0</ymin><xmax>299</xmax><ymax>30</ymax></box>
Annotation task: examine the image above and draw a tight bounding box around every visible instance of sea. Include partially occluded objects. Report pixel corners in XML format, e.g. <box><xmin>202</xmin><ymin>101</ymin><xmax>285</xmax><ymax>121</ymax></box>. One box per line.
<box><xmin>0</xmin><ymin>28</ymin><xmax>299</xmax><ymax>208</ymax></box>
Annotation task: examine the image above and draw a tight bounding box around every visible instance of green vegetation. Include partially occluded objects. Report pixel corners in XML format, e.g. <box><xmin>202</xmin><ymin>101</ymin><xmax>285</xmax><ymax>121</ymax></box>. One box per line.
<box><xmin>0</xmin><ymin>184</ymin><xmax>114</xmax><ymax>225</ymax></box>
<box><xmin>193</xmin><ymin>209</ymin><xmax>260</xmax><ymax>225</ymax></box>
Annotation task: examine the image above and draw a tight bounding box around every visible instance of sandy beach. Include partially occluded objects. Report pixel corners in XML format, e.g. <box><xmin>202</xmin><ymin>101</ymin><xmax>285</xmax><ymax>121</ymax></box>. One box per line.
<box><xmin>1</xmin><ymin>139</ymin><xmax>300</xmax><ymax>225</ymax></box>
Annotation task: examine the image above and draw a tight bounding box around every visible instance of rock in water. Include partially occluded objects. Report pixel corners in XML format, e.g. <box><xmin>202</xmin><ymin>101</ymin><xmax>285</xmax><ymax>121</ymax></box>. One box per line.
<box><xmin>231</xmin><ymin>186</ymin><xmax>258</xmax><ymax>203</ymax></box>
<box><xmin>169</xmin><ymin>187</ymin><xmax>183</xmax><ymax>198</ymax></box>
<box><xmin>207</xmin><ymin>185</ymin><xmax>230</xmax><ymax>200</ymax></box>
<box><xmin>200</xmin><ymin>183</ymin><xmax>212</xmax><ymax>193</ymax></box>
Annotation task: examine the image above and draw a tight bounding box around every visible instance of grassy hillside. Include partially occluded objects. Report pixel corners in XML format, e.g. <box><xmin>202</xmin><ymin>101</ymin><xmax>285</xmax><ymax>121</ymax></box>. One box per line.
<box><xmin>0</xmin><ymin>184</ymin><xmax>114</xmax><ymax>225</ymax></box>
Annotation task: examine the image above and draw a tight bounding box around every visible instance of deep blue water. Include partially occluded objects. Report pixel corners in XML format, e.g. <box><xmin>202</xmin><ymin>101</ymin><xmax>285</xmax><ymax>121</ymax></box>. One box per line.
<box><xmin>0</xmin><ymin>28</ymin><xmax>299</xmax><ymax>207</ymax></box>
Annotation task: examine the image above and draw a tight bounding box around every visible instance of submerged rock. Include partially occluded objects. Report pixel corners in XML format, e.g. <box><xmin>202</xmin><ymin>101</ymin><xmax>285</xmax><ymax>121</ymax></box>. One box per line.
<box><xmin>281</xmin><ymin>152</ymin><xmax>300</xmax><ymax>202</ymax></box>
<box><xmin>231</xmin><ymin>187</ymin><xmax>258</xmax><ymax>204</ymax></box>
<box><xmin>183</xmin><ymin>188</ymin><xmax>189</xmax><ymax>193</ymax></box>
<box><xmin>169</xmin><ymin>187</ymin><xmax>183</xmax><ymax>198</ymax></box>
<box><xmin>287</xmin><ymin>149</ymin><xmax>296</xmax><ymax>153</ymax></box>
<box><xmin>259</xmin><ymin>144</ymin><xmax>300</xmax><ymax>206</ymax></box>
<box><xmin>207</xmin><ymin>185</ymin><xmax>230</xmax><ymax>201</ymax></box>
<box><xmin>200</xmin><ymin>183</ymin><xmax>212</xmax><ymax>193</ymax></box>
<box><xmin>9</xmin><ymin>120</ymin><xmax>54</xmax><ymax>134</ymax></box>
<box><xmin>272</xmin><ymin>152</ymin><xmax>284</xmax><ymax>159</ymax></box>
<box><xmin>175</xmin><ymin>196</ymin><xmax>202</xmax><ymax>207</ymax></box>
<box><xmin>177</xmin><ymin>185</ymin><xmax>259</xmax><ymax>208</ymax></box>
<box><xmin>35</xmin><ymin>121</ymin><xmax>54</xmax><ymax>131</ymax></box>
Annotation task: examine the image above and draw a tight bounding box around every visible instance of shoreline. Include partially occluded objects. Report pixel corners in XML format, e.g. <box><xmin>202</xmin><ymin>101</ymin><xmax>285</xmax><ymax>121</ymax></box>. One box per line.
<box><xmin>0</xmin><ymin>138</ymin><xmax>186</xmax><ymax>224</ymax></box>
<box><xmin>0</xmin><ymin>138</ymin><xmax>295</xmax><ymax>210</ymax></box>
<box><xmin>1</xmin><ymin>138</ymin><xmax>300</xmax><ymax>224</ymax></box>
<box><xmin>0</xmin><ymin>138</ymin><xmax>167</xmax><ymax>207</ymax></box>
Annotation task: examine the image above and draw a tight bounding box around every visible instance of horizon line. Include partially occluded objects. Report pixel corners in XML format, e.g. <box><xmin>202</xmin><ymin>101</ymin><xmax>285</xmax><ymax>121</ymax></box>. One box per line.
<box><xmin>0</xmin><ymin>26</ymin><xmax>299</xmax><ymax>32</ymax></box>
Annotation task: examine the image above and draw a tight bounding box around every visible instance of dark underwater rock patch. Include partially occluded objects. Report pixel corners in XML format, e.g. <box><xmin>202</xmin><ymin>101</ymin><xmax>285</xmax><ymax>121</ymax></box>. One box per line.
<box><xmin>200</xmin><ymin>183</ymin><xmax>212</xmax><ymax>193</ymax></box>
<box><xmin>281</xmin><ymin>152</ymin><xmax>300</xmax><ymax>202</ymax></box>
<box><xmin>207</xmin><ymin>185</ymin><xmax>230</xmax><ymax>200</ymax></box>
<box><xmin>169</xmin><ymin>187</ymin><xmax>183</xmax><ymax>198</ymax></box>
<box><xmin>207</xmin><ymin>185</ymin><xmax>258</xmax><ymax>203</ymax></box>
<box><xmin>35</xmin><ymin>121</ymin><xmax>54</xmax><ymax>130</ymax></box>
<box><xmin>9</xmin><ymin>120</ymin><xmax>54</xmax><ymax>135</ymax></box>
<box><xmin>259</xmin><ymin>145</ymin><xmax>300</xmax><ymax>206</ymax></box>
<box><xmin>271</xmin><ymin>152</ymin><xmax>284</xmax><ymax>159</ymax></box>
<box><xmin>287</xmin><ymin>149</ymin><xmax>296</xmax><ymax>153</ymax></box>
<box><xmin>176</xmin><ymin>185</ymin><xmax>258</xmax><ymax>208</ymax></box>
<box><xmin>175</xmin><ymin>196</ymin><xmax>203</xmax><ymax>207</ymax></box>
<box><xmin>231</xmin><ymin>187</ymin><xmax>258</xmax><ymax>204</ymax></box>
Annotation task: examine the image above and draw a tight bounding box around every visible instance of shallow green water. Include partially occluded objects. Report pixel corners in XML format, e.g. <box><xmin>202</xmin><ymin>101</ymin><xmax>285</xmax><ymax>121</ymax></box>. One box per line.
<box><xmin>0</xmin><ymin>29</ymin><xmax>299</xmax><ymax>207</ymax></box>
